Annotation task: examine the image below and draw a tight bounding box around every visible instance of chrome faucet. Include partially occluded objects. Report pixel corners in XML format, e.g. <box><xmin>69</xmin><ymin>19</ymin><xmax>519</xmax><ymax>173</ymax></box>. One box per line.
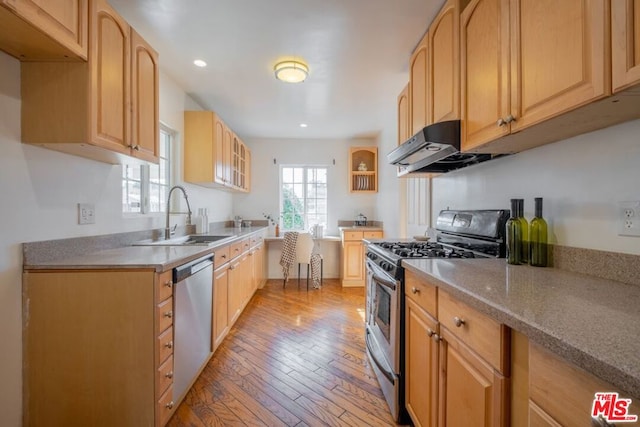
<box><xmin>165</xmin><ymin>185</ymin><xmax>192</xmax><ymax>239</ymax></box>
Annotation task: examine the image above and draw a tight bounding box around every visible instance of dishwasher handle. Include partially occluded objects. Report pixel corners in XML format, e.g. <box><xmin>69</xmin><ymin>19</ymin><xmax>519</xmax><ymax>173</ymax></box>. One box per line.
<box><xmin>173</xmin><ymin>254</ymin><xmax>214</xmax><ymax>283</ymax></box>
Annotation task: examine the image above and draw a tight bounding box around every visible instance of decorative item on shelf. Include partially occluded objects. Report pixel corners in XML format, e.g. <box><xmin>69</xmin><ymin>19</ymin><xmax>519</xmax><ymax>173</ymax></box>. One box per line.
<box><xmin>274</xmin><ymin>59</ymin><xmax>309</xmax><ymax>83</ymax></box>
<box><xmin>358</xmin><ymin>161</ymin><xmax>368</xmax><ymax>171</ymax></box>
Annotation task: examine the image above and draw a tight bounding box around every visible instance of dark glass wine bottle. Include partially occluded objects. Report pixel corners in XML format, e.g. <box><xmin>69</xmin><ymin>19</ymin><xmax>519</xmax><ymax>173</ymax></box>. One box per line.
<box><xmin>518</xmin><ymin>199</ymin><xmax>529</xmax><ymax>264</ymax></box>
<box><xmin>506</xmin><ymin>199</ymin><xmax>522</xmax><ymax>265</ymax></box>
<box><xmin>530</xmin><ymin>197</ymin><xmax>548</xmax><ymax>267</ymax></box>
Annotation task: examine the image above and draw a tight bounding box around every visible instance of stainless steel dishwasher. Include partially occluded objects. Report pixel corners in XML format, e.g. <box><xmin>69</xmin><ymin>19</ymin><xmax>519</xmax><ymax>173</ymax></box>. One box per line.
<box><xmin>173</xmin><ymin>254</ymin><xmax>214</xmax><ymax>402</ymax></box>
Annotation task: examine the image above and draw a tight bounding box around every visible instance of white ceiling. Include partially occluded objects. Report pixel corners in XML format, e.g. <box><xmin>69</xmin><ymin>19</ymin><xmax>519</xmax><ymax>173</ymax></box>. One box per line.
<box><xmin>110</xmin><ymin>0</ymin><xmax>444</xmax><ymax>140</ymax></box>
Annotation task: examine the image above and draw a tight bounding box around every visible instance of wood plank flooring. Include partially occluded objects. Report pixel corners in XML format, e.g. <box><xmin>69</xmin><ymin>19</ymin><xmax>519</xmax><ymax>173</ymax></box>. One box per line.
<box><xmin>167</xmin><ymin>279</ymin><xmax>400</xmax><ymax>426</ymax></box>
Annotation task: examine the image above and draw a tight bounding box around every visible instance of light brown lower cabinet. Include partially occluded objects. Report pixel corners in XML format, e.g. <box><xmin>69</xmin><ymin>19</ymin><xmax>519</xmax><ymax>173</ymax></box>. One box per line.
<box><xmin>23</xmin><ymin>269</ymin><xmax>174</xmax><ymax>427</ymax></box>
<box><xmin>212</xmin><ymin>234</ymin><xmax>265</xmax><ymax>353</ymax></box>
<box><xmin>439</xmin><ymin>326</ymin><xmax>508</xmax><ymax>427</ymax></box>
<box><xmin>213</xmin><ymin>261</ymin><xmax>229</xmax><ymax>351</ymax></box>
<box><xmin>528</xmin><ymin>343</ymin><xmax>640</xmax><ymax>427</ymax></box>
<box><xmin>405</xmin><ymin>297</ymin><xmax>439</xmax><ymax>427</ymax></box>
<box><xmin>404</xmin><ymin>271</ymin><xmax>509</xmax><ymax>427</ymax></box>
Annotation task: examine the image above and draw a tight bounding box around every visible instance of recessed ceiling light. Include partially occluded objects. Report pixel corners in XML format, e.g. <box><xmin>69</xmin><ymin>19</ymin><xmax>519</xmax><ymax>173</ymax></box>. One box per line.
<box><xmin>193</xmin><ymin>59</ymin><xmax>207</xmax><ymax>68</ymax></box>
<box><xmin>300</xmin><ymin>123</ymin><xmax>308</xmax><ymax>128</ymax></box>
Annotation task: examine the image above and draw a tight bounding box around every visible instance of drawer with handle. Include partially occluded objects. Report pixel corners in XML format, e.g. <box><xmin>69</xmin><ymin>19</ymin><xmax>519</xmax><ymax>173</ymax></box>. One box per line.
<box><xmin>157</xmin><ymin>326</ymin><xmax>173</xmax><ymax>364</ymax></box>
<box><xmin>156</xmin><ymin>355</ymin><xmax>174</xmax><ymax>398</ymax></box>
<box><xmin>438</xmin><ymin>289</ymin><xmax>508</xmax><ymax>373</ymax></box>
<box><xmin>157</xmin><ymin>384</ymin><xmax>174</xmax><ymax>426</ymax></box>
<box><xmin>157</xmin><ymin>297</ymin><xmax>173</xmax><ymax>333</ymax></box>
<box><xmin>156</xmin><ymin>270</ymin><xmax>173</xmax><ymax>303</ymax></box>
<box><xmin>214</xmin><ymin>244</ymin><xmax>230</xmax><ymax>269</ymax></box>
<box><xmin>405</xmin><ymin>270</ymin><xmax>437</xmax><ymax>317</ymax></box>
<box><xmin>343</xmin><ymin>230</ymin><xmax>364</xmax><ymax>241</ymax></box>
<box><xmin>363</xmin><ymin>230</ymin><xmax>383</xmax><ymax>239</ymax></box>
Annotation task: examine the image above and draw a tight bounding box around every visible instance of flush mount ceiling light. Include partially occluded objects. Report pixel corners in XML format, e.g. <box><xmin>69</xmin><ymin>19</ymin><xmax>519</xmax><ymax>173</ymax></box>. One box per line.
<box><xmin>274</xmin><ymin>60</ymin><xmax>308</xmax><ymax>83</ymax></box>
<box><xmin>193</xmin><ymin>59</ymin><xmax>207</xmax><ymax>67</ymax></box>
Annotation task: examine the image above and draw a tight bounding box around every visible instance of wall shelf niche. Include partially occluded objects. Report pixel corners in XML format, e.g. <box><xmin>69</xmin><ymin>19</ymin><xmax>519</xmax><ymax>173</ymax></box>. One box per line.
<box><xmin>349</xmin><ymin>147</ymin><xmax>377</xmax><ymax>193</ymax></box>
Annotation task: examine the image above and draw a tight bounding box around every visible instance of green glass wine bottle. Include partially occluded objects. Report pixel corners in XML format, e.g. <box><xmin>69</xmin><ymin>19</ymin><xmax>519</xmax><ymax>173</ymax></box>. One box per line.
<box><xmin>530</xmin><ymin>197</ymin><xmax>548</xmax><ymax>267</ymax></box>
<box><xmin>506</xmin><ymin>199</ymin><xmax>522</xmax><ymax>265</ymax></box>
<box><xmin>518</xmin><ymin>199</ymin><xmax>529</xmax><ymax>264</ymax></box>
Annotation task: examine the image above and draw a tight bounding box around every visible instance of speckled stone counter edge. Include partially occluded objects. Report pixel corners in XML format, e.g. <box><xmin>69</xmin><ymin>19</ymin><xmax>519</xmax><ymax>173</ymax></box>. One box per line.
<box><xmin>23</xmin><ymin>222</ymin><xmax>268</xmax><ymax>266</ymax></box>
<box><xmin>552</xmin><ymin>245</ymin><xmax>640</xmax><ymax>287</ymax></box>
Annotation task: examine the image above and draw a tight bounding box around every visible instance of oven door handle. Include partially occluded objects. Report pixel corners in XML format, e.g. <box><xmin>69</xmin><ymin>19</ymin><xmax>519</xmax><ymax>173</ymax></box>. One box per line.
<box><xmin>365</xmin><ymin>329</ymin><xmax>395</xmax><ymax>385</ymax></box>
<box><xmin>371</xmin><ymin>272</ymin><xmax>397</xmax><ymax>292</ymax></box>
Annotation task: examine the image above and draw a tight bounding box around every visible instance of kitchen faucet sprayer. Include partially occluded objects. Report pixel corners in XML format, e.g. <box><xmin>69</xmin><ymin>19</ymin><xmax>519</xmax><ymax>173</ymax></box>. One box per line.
<box><xmin>165</xmin><ymin>185</ymin><xmax>192</xmax><ymax>239</ymax></box>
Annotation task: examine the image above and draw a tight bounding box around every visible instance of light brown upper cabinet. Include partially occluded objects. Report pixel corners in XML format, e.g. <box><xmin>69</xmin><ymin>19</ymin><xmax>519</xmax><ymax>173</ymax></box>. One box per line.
<box><xmin>461</xmin><ymin>0</ymin><xmax>610</xmax><ymax>153</ymax></box>
<box><xmin>130</xmin><ymin>29</ymin><xmax>160</xmax><ymax>163</ymax></box>
<box><xmin>612</xmin><ymin>0</ymin><xmax>640</xmax><ymax>92</ymax></box>
<box><xmin>397</xmin><ymin>83</ymin><xmax>410</xmax><ymax>144</ymax></box>
<box><xmin>410</xmin><ymin>34</ymin><xmax>429</xmax><ymax>135</ymax></box>
<box><xmin>0</xmin><ymin>0</ymin><xmax>88</xmax><ymax>60</ymax></box>
<box><xmin>428</xmin><ymin>0</ymin><xmax>460</xmax><ymax>124</ymax></box>
<box><xmin>21</xmin><ymin>0</ymin><xmax>159</xmax><ymax>164</ymax></box>
<box><xmin>184</xmin><ymin>111</ymin><xmax>250</xmax><ymax>192</ymax></box>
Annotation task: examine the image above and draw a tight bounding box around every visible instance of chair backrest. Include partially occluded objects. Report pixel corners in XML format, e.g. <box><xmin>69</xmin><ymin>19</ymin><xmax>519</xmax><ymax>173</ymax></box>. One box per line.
<box><xmin>295</xmin><ymin>233</ymin><xmax>315</xmax><ymax>263</ymax></box>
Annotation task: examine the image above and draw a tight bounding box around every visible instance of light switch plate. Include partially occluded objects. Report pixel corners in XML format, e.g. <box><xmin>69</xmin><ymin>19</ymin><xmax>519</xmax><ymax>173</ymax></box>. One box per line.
<box><xmin>78</xmin><ymin>203</ymin><xmax>95</xmax><ymax>225</ymax></box>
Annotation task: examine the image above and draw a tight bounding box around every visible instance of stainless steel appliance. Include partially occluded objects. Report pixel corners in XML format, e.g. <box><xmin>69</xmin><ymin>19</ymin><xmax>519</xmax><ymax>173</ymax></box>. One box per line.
<box><xmin>173</xmin><ymin>254</ymin><xmax>214</xmax><ymax>402</ymax></box>
<box><xmin>364</xmin><ymin>209</ymin><xmax>509</xmax><ymax>423</ymax></box>
<box><xmin>387</xmin><ymin>120</ymin><xmax>499</xmax><ymax>175</ymax></box>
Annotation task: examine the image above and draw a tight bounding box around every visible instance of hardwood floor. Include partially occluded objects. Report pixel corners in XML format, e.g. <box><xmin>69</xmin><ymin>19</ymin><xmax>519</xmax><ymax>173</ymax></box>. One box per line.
<box><xmin>167</xmin><ymin>279</ymin><xmax>399</xmax><ymax>426</ymax></box>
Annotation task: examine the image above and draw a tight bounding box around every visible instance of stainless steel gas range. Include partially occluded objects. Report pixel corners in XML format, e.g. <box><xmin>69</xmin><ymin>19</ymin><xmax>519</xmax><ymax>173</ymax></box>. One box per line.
<box><xmin>364</xmin><ymin>209</ymin><xmax>509</xmax><ymax>423</ymax></box>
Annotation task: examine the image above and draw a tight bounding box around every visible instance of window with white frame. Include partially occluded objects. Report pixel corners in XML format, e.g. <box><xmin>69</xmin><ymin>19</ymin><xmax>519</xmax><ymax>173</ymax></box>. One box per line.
<box><xmin>122</xmin><ymin>126</ymin><xmax>173</xmax><ymax>213</ymax></box>
<box><xmin>280</xmin><ymin>166</ymin><xmax>328</xmax><ymax>231</ymax></box>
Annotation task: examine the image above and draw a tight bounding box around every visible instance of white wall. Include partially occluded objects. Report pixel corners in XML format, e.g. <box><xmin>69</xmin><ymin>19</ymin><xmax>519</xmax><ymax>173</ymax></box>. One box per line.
<box><xmin>429</xmin><ymin>119</ymin><xmax>640</xmax><ymax>255</ymax></box>
<box><xmin>375</xmin><ymin>98</ymin><xmax>407</xmax><ymax>238</ymax></box>
<box><xmin>234</xmin><ymin>137</ymin><xmax>379</xmax><ymax>236</ymax></box>
<box><xmin>0</xmin><ymin>51</ymin><xmax>233</xmax><ymax>427</ymax></box>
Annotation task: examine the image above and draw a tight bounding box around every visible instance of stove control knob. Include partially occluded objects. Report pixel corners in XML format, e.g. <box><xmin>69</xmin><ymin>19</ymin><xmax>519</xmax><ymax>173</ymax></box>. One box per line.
<box><xmin>384</xmin><ymin>263</ymin><xmax>393</xmax><ymax>272</ymax></box>
<box><xmin>367</xmin><ymin>253</ymin><xmax>377</xmax><ymax>260</ymax></box>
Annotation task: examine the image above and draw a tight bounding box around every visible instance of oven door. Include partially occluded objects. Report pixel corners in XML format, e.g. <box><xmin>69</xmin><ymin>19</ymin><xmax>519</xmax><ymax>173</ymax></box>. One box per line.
<box><xmin>365</xmin><ymin>259</ymin><xmax>400</xmax><ymax>372</ymax></box>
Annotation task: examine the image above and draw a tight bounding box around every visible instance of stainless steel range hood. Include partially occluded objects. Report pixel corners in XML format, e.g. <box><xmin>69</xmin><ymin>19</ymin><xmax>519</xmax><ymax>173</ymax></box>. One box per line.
<box><xmin>387</xmin><ymin>120</ymin><xmax>493</xmax><ymax>175</ymax></box>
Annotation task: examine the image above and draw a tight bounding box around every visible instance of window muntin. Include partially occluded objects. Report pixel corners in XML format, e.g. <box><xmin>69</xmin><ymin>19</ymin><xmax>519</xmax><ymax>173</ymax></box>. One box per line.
<box><xmin>122</xmin><ymin>126</ymin><xmax>173</xmax><ymax>214</ymax></box>
<box><xmin>280</xmin><ymin>166</ymin><xmax>328</xmax><ymax>231</ymax></box>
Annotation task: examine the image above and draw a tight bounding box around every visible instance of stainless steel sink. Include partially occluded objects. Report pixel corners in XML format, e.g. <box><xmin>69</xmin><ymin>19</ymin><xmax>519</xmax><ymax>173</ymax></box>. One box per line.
<box><xmin>133</xmin><ymin>234</ymin><xmax>235</xmax><ymax>247</ymax></box>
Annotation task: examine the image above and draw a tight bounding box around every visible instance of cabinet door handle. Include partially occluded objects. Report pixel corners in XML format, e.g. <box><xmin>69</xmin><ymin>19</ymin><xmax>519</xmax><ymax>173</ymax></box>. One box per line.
<box><xmin>411</xmin><ymin>287</ymin><xmax>420</xmax><ymax>294</ymax></box>
<box><xmin>427</xmin><ymin>328</ymin><xmax>436</xmax><ymax>337</ymax></box>
<box><xmin>164</xmin><ymin>311</ymin><xmax>173</xmax><ymax>319</ymax></box>
<box><xmin>165</xmin><ymin>371</ymin><xmax>173</xmax><ymax>379</ymax></box>
<box><xmin>432</xmin><ymin>333</ymin><xmax>442</xmax><ymax>342</ymax></box>
<box><xmin>497</xmin><ymin>118</ymin><xmax>506</xmax><ymax>127</ymax></box>
<box><xmin>165</xmin><ymin>401</ymin><xmax>174</xmax><ymax>410</ymax></box>
<box><xmin>164</xmin><ymin>280</ymin><xmax>173</xmax><ymax>288</ymax></box>
<box><xmin>505</xmin><ymin>114</ymin><xmax>516</xmax><ymax>123</ymax></box>
<box><xmin>453</xmin><ymin>316</ymin><xmax>465</xmax><ymax>327</ymax></box>
<box><xmin>133</xmin><ymin>145</ymin><xmax>140</xmax><ymax>151</ymax></box>
<box><xmin>164</xmin><ymin>341</ymin><xmax>173</xmax><ymax>349</ymax></box>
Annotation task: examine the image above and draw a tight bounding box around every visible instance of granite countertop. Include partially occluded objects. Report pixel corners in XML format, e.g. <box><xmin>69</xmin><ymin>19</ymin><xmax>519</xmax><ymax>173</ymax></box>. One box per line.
<box><xmin>402</xmin><ymin>258</ymin><xmax>640</xmax><ymax>399</ymax></box>
<box><xmin>23</xmin><ymin>226</ymin><xmax>267</xmax><ymax>273</ymax></box>
<box><xmin>338</xmin><ymin>226</ymin><xmax>384</xmax><ymax>231</ymax></box>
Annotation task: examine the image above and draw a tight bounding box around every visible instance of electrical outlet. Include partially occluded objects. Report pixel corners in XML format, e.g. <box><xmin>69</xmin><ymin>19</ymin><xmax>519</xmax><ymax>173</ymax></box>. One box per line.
<box><xmin>78</xmin><ymin>203</ymin><xmax>95</xmax><ymax>225</ymax></box>
<box><xmin>618</xmin><ymin>201</ymin><xmax>640</xmax><ymax>237</ymax></box>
